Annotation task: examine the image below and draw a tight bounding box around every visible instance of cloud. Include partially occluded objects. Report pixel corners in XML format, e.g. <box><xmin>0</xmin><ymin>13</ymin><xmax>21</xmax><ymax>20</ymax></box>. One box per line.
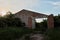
<box><xmin>49</xmin><ymin>1</ymin><xmax>60</xmax><ymax>8</ymax></box>
<box><xmin>39</xmin><ymin>1</ymin><xmax>60</xmax><ymax>8</ymax></box>
<box><xmin>0</xmin><ymin>0</ymin><xmax>40</xmax><ymax>13</ymax></box>
<box><xmin>51</xmin><ymin>2</ymin><xmax>60</xmax><ymax>6</ymax></box>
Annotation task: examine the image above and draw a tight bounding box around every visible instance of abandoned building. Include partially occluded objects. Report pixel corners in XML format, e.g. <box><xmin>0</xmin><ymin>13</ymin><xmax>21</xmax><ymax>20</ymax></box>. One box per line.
<box><xmin>14</xmin><ymin>9</ymin><xmax>54</xmax><ymax>29</ymax></box>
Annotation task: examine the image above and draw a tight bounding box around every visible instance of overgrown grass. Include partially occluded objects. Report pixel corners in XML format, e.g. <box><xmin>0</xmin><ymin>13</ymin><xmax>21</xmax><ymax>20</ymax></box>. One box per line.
<box><xmin>0</xmin><ymin>26</ymin><xmax>60</xmax><ymax>40</ymax></box>
<box><xmin>0</xmin><ymin>27</ymin><xmax>32</xmax><ymax>40</ymax></box>
<box><xmin>45</xmin><ymin>27</ymin><xmax>60</xmax><ymax>40</ymax></box>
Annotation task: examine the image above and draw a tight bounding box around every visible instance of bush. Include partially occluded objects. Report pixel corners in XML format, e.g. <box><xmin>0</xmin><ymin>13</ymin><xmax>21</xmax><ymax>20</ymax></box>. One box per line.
<box><xmin>45</xmin><ymin>28</ymin><xmax>60</xmax><ymax>40</ymax></box>
<box><xmin>35</xmin><ymin>20</ymin><xmax>47</xmax><ymax>32</ymax></box>
<box><xmin>54</xmin><ymin>15</ymin><xmax>60</xmax><ymax>27</ymax></box>
<box><xmin>0</xmin><ymin>14</ymin><xmax>25</xmax><ymax>27</ymax></box>
<box><xmin>0</xmin><ymin>27</ymin><xmax>32</xmax><ymax>40</ymax></box>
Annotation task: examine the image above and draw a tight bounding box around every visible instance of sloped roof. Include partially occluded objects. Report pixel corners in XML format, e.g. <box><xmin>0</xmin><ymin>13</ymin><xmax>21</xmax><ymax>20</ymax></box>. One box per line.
<box><xmin>15</xmin><ymin>9</ymin><xmax>48</xmax><ymax>17</ymax></box>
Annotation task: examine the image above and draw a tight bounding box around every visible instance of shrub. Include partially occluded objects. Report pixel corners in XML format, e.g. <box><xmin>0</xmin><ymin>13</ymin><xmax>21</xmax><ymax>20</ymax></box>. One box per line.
<box><xmin>0</xmin><ymin>27</ymin><xmax>32</xmax><ymax>40</ymax></box>
<box><xmin>45</xmin><ymin>28</ymin><xmax>60</xmax><ymax>40</ymax></box>
<box><xmin>35</xmin><ymin>20</ymin><xmax>47</xmax><ymax>32</ymax></box>
<box><xmin>0</xmin><ymin>14</ymin><xmax>25</xmax><ymax>27</ymax></box>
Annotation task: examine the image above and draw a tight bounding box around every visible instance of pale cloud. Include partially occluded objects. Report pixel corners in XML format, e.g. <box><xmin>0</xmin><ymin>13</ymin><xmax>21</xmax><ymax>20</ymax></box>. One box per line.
<box><xmin>50</xmin><ymin>1</ymin><xmax>60</xmax><ymax>8</ymax></box>
<box><xmin>0</xmin><ymin>0</ymin><xmax>39</xmax><ymax>13</ymax></box>
<box><xmin>40</xmin><ymin>1</ymin><xmax>60</xmax><ymax>8</ymax></box>
<box><xmin>51</xmin><ymin>2</ymin><xmax>60</xmax><ymax>6</ymax></box>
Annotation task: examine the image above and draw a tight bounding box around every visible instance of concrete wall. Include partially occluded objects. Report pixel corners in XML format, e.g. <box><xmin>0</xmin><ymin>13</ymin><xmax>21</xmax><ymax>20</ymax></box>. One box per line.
<box><xmin>14</xmin><ymin>9</ymin><xmax>54</xmax><ymax>29</ymax></box>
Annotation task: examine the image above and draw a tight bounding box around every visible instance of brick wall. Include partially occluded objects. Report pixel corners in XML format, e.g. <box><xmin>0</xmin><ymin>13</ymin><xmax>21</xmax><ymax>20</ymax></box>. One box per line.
<box><xmin>47</xmin><ymin>14</ymin><xmax>54</xmax><ymax>29</ymax></box>
<box><xmin>28</xmin><ymin>17</ymin><xmax>32</xmax><ymax>29</ymax></box>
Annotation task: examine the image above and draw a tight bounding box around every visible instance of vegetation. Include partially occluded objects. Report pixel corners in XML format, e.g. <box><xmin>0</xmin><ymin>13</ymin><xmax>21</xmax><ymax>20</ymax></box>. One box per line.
<box><xmin>35</xmin><ymin>15</ymin><xmax>60</xmax><ymax>40</ymax></box>
<box><xmin>54</xmin><ymin>15</ymin><xmax>60</xmax><ymax>27</ymax></box>
<box><xmin>0</xmin><ymin>13</ymin><xmax>25</xmax><ymax>27</ymax></box>
<box><xmin>45</xmin><ymin>28</ymin><xmax>60</xmax><ymax>40</ymax></box>
<box><xmin>47</xmin><ymin>15</ymin><xmax>60</xmax><ymax>40</ymax></box>
<box><xmin>0</xmin><ymin>13</ymin><xmax>30</xmax><ymax>40</ymax></box>
<box><xmin>0</xmin><ymin>27</ymin><xmax>33</xmax><ymax>40</ymax></box>
<box><xmin>35</xmin><ymin>20</ymin><xmax>47</xmax><ymax>32</ymax></box>
<box><xmin>0</xmin><ymin>13</ymin><xmax>60</xmax><ymax>40</ymax></box>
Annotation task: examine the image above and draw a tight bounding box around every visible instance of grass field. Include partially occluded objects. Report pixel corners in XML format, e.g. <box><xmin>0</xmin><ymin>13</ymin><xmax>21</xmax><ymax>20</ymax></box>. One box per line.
<box><xmin>0</xmin><ymin>27</ymin><xmax>32</xmax><ymax>40</ymax></box>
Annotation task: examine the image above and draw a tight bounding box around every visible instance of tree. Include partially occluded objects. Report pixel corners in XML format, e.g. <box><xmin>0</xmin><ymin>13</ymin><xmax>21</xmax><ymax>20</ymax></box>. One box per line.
<box><xmin>0</xmin><ymin>12</ymin><xmax>25</xmax><ymax>27</ymax></box>
<box><xmin>54</xmin><ymin>15</ymin><xmax>60</xmax><ymax>27</ymax></box>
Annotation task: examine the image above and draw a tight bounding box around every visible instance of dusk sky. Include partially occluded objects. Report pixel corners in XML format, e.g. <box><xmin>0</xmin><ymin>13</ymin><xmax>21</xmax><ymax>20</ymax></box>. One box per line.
<box><xmin>0</xmin><ymin>0</ymin><xmax>60</xmax><ymax>16</ymax></box>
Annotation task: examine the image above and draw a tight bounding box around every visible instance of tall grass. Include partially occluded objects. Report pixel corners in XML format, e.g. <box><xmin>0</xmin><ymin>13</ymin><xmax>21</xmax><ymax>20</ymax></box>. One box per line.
<box><xmin>45</xmin><ymin>27</ymin><xmax>60</xmax><ymax>40</ymax></box>
<box><xmin>0</xmin><ymin>27</ymin><xmax>32</xmax><ymax>40</ymax></box>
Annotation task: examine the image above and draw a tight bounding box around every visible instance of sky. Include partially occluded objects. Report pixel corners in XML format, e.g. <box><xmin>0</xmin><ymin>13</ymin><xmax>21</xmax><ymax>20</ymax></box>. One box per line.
<box><xmin>0</xmin><ymin>0</ymin><xmax>60</xmax><ymax>16</ymax></box>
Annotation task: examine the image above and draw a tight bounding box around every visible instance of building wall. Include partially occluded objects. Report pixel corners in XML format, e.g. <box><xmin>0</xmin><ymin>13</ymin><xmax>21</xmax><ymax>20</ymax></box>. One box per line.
<box><xmin>47</xmin><ymin>14</ymin><xmax>54</xmax><ymax>29</ymax></box>
<box><xmin>14</xmin><ymin>13</ymin><xmax>29</xmax><ymax>27</ymax></box>
<box><xmin>14</xmin><ymin>10</ymin><xmax>49</xmax><ymax>29</ymax></box>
